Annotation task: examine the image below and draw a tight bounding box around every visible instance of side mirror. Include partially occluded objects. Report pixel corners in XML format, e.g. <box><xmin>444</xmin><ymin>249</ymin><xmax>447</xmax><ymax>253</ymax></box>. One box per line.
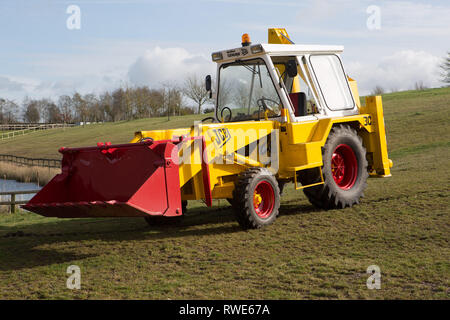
<box><xmin>286</xmin><ymin>60</ymin><xmax>298</xmax><ymax>78</ymax></box>
<box><xmin>205</xmin><ymin>75</ymin><xmax>212</xmax><ymax>92</ymax></box>
<box><xmin>205</xmin><ymin>75</ymin><xmax>212</xmax><ymax>99</ymax></box>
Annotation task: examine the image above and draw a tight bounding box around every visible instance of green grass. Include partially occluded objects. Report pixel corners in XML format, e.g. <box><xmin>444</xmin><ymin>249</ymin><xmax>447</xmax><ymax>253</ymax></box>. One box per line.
<box><xmin>0</xmin><ymin>88</ymin><xmax>449</xmax><ymax>299</ymax></box>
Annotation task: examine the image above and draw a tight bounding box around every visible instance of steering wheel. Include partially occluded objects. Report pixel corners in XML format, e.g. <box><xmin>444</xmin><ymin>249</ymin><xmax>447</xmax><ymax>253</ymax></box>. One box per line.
<box><xmin>201</xmin><ymin>117</ymin><xmax>216</xmax><ymax>123</ymax></box>
<box><xmin>257</xmin><ymin>97</ymin><xmax>279</xmax><ymax>113</ymax></box>
<box><xmin>139</xmin><ymin>137</ymin><xmax>154</xmax><ymax>142</ymax></box>
<box><xmin>220</xmin><ymin>107</ymin><xmax>232</xmax><ymax>122</ymax></box>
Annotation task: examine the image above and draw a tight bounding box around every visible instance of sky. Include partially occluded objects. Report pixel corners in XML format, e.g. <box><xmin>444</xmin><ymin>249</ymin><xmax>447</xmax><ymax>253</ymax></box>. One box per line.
<box><xmin>0</xmin><ymin>0</ymin><xmax>449</xmax><ymax>103</ymax></box>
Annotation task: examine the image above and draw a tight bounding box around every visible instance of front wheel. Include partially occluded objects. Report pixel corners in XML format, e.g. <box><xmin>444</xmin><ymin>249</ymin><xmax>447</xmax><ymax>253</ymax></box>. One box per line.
<box><xmin>232</xmin><ymin>167</ymin><xmax>280</xmax><ymax>229</ymax></box>
<box><xmin>299</xmin><ymin>125</ymin><xmax>368</xmax><ymax>209</ymax></box>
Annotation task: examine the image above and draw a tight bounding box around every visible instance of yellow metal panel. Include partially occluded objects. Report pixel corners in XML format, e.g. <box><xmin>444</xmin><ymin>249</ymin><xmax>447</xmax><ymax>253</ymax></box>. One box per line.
<box><xmin>287</xmin><ymin>120</ymin><xmax>319</xmax><ymax>144</ymax></box>
<box><xmin>132</xmin><ymin>128</ymin><xmax>191</xmax><ymax>143</ymax></box>
<box><xmin>348</xmin><ymin>76</ymin><xmax>361</xmax><ymax>109</ymax></box>
<box><xmin>269</xmin><ymin>28</ymin><xmax>300</xmax><ymax>94</ymax></box>
<box><xmin>211</xmin><ymin>182</ymin><xmax>235</xmax><ymax>199</ymax></box>
<box><xmin>268</xmin><ymin>28</ymin><xmax>293</xmax><ymax>44</ymax></box>
<box><xmin>362</xmin><ymin>96</ymin><xmax>392</xmax><ymax>176</ymax></box>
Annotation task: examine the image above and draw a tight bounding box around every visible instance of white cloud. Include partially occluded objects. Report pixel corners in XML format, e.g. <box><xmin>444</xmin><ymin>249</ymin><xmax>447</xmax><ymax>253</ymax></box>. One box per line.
<box><xmin>128</xmin><ymin>46</ymin><xmax>214</xmax><ymax>87</ymax></box>
<box><xmin>0</xmin><ymin>76</ymin><xmax>26</xmax><ymax>92</ymax></box>
<box><xmin>381</xmin><ymin>1</ymin><xmax>450</xmax><ymax>33</ymax></box>
<box><xmin>0</xmin><ymin>39</ymin><xmax>217</xmax><ymax>102</ymax></box>
<box><xmin>346</xmin><ymin>50</ymin><xmax>442</xmax><ymax>94</ymax></box>
<box><xmin>0</xmin><ymin>73</ymin><xmax>124</xmax><ymax>103</ymax></box>
<box><xmin>0</xmin><ymin>75</ymin><xmax>42</xmax><ymax>102</ymax></box>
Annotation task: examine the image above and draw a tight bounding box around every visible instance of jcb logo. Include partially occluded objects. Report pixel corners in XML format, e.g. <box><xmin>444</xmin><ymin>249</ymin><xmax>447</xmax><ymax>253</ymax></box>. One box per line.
<box><xmin>212</xmin><ymin>128</ymin><xmax>231</xmax><ymax>148</ymax></box>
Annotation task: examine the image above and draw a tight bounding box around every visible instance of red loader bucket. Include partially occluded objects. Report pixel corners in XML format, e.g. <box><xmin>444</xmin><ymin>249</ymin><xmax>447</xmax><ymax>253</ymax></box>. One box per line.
<box><xmin>22</xmin><ymin>140</ymin><xmax>182</xmax><ymax>218</ymax></box>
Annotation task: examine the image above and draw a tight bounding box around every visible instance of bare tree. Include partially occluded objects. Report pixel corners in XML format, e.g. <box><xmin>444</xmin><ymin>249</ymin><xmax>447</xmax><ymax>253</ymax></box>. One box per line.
<box><xmin>217</xmin><ymin>78</ymin><xmax>232</xmax><ymax>108</ymax></box>
<box><xmin>99</xmin><ymin>92</ymin><xmax>114</xmax><ymax>122</ymax></box>
<box><xmin>148</xmin><ymin>88</ymin><xmax>165</xmax><ymax>116</ymax></box>
<box><xmin>371</xmin><ymin>85</ymin><xmax>384</xmax><ymax>95</ymax></box>
<box><xmin>440</xmin><ymin>51</ymin><xmax>450</xmax><ymax>86</ymax></box>
<box><xmin>389</xmin><ymin>87</ymin><xmax>399</xmax><ymax>93</ymax></box>
<box><xmin>414</xmin><ymin>81</ymin><xmax>427</xmax><ymax>91</ymax></box>
<box><xmin>111</xmin><ymin>88</ymin><xmax>125</xmax><ymax>121</ymax></box>
<box><xmin>0</xmin><ymin>99</ymin><xmax>19</xmax><ymax>124</ymax></box>
<box><xmin>182</xmin><ymin>74</ymin><xmax>209</xmax><ymax>114</ymax></box>
<box><xmin>123</xmin><ymin>85</ymin><xmax>134</xmax><ymax>121</ymax></box>
<box><xmin>32</xmin><ymin>98</ymin><xmax>53</xmax><ymax>122</ymax></box>
<box><xmin>233</xmin><ymin>85</ymin><xmax>249</xmax><ymax>108</ymax></box>
<box><xmin>72</xmin><ymin>92</ymin><xmax>88</xmax><ymax>123</ymax></box>
<box><xmin>58</xmin><ymin>95</ymin><xmax>74</xmax><ymax>123</ymax></box>
<box><xmin>133</xmin><ymin>86</ymin><xmax>150</xmax><ymax>119</ymax></box>
<box><xmin>83</xmin><ymin>93</ymin><xmax>99</xmax><ymax>122</ymax></box>
<box><xmin>22</xmin><ymin>98</ymin><xmax>41</xmax><ymax>123</ymax></box>
<box><xmin>45</xmin><ymin>102</ymin><xmax>62</xmax><ymax>123</ymax></box>
<box><xmin>0</xmin><ymin>98</ymin><xmax>4</xmax><ymax>123</ymax></box>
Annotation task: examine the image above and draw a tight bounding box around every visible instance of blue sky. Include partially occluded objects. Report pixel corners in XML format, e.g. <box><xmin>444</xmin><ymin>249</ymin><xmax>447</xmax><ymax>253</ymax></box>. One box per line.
<box><xmin>1</xmin><ymin>0</ymin><xmax>449</xmax><ymax>102</ymax></box>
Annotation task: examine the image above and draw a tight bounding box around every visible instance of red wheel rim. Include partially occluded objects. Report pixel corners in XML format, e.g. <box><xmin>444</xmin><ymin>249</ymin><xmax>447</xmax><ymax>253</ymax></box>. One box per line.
<box><xmin>253</xmin><ymin>181</ymin><xmax>275</xmax><ymax>219</ymax></box>
<box><xmin>331</xmin><ymin>144</ymin><xmax>358</xmax><ymax>190</ymax></box>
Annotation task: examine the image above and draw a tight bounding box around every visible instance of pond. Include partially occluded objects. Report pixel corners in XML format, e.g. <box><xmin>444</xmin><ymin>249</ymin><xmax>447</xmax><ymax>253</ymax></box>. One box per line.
<box><xmin>0</xmin><ymin>178</ymin><xmax>42</xmax><ymax>202</ymax></box>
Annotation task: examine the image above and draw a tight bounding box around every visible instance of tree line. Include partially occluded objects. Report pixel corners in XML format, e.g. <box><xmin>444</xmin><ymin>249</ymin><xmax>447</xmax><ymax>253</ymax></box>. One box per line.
<box><xmin>0</xmin><ymin>74</ymin><xmax>211</xmax><ymax>124</ymax></box>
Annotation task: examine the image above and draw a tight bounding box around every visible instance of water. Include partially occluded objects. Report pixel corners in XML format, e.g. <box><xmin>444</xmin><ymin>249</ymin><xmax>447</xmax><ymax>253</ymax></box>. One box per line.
<box><xmin>0</xmin><ymin>179</ymin><xmax>42</xmax><ymax>202</ymax></box>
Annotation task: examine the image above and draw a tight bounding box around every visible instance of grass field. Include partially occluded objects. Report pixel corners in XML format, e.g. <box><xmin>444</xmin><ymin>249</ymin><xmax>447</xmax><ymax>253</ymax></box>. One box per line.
<box><xmin>0</xmin><ymin>88</ymin><xmax>449</xmax><ymax>299</ymax></box>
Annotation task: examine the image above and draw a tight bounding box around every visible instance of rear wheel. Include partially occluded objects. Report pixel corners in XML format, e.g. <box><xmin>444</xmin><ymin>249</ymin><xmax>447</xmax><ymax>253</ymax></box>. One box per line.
<box><xmin>232</xmin><ymin>167</ymin><xmax>280</xmax><ymax>229</ymax></box>
<box><xmin>299</xmin><ymin>125</ymin><xmax>368</xmax><ymax>209</ymax></box>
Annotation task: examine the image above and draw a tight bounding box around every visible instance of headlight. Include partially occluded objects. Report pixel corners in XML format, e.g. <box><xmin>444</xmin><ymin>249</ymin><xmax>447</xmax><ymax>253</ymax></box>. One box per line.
<box><xmin>211</xmin><ymin>52</ymin><xmax>223</xmax><ymax>61</ymax></box>
<box><xmin>250</xmin><ymin>44</ymin><xmax>264</xmax><ymax>54</ymax></box>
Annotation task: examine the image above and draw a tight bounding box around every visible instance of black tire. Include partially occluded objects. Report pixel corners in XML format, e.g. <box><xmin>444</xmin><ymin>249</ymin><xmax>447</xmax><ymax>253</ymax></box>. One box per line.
<box><xmin>278</xmin><ymin>180</ymin><xmax>286</xmax><ymax>195</ymax></box>
<box><xmin>144</xmin><ymin>200</ymin><xmax>187</xmax><ymax>226</ymax></box>
<box><xmin>232</xmin><ymin>167</ymin><xmax>281</xmax><ymax>229</ymax></box>
<box><xmin>228</xmin><ymin>180</ymin><xmax>284</xmax><ymax>207</ymax></box>
<box><xmin>226</xmin><ymin>198</ymin><xmax>236</xmax><ymax>207</ymax></box>
<box><xmin>299</xmin><ymin>125</ymin><xmax>368</xmax><ymax>209</ymax></box>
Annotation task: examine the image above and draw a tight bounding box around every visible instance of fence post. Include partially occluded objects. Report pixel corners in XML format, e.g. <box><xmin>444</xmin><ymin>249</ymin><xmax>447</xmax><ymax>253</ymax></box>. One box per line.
<box><xmin>10</xmin><ymin>194</ymin><xmax>16</xmax><ymax>214</ymax></box>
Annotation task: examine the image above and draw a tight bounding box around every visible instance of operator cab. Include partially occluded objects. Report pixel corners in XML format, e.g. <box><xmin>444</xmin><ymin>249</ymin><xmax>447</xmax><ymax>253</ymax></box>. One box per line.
<box><xmin>206</xmin><ymin>40</ymin><xmax>358</xmax><ymax>123</ymax></box>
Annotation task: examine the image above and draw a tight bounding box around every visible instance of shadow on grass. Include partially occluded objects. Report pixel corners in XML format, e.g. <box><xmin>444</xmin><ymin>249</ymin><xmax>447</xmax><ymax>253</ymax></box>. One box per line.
<box><xmin>0</xmin><ymin>203</ymin><xmax>318</xmax><ymax>271</ymax></box>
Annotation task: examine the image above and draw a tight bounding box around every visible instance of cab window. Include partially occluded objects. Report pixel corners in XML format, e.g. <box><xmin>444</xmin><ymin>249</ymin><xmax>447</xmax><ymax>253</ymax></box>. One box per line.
<box><xmin>217</xmin><ymin>59</ymin><xmax>281</xmax><ymax>122</ymax></box>
<box><xmin>273</xmin><ymin>57</ymin><xmax>318</xmax><ymax>117</ymax></box>
<box><xmin>309</xmin><ymin>54</ymin><xmax>355</xmax><ymax>111</ymax></box>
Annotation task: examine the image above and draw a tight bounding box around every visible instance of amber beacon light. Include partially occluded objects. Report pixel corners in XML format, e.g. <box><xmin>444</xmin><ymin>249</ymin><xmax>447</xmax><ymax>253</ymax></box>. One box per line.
<box><xmin>241</xmin><ymin>33</ymin><xmax>251</xmax><ymax>46</ymax></box>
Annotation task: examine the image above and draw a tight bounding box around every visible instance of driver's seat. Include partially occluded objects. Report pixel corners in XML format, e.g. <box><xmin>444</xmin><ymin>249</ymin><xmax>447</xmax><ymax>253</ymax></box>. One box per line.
<box><xmin>289</xmin><ymin>92</ymin><xmax>307</xmax><ymax>117</ymax></box>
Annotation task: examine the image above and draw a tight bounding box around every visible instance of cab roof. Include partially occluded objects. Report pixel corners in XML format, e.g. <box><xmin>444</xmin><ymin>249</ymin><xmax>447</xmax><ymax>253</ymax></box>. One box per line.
<box><xmin>211</xmin><ymin>43</ymin><xmax>344</xmax><ymax>63</ymax></box>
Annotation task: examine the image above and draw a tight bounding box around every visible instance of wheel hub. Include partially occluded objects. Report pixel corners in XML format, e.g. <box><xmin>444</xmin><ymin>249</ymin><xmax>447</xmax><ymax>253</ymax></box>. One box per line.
<box><xmin>331</xmin><ymin>144</ymin><xmax>358</xmax><ymax>190</ymax></box>
<box><xmin>253</xmin><ymin>181</ymin><xmax>275</xmax><ymax>218</ymax></box>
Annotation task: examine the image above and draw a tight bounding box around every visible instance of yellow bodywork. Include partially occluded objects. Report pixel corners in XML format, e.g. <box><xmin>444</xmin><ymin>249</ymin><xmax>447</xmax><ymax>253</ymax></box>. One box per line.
<box><xmin>130</xmin><ymin>28</ymin><xmax>392</xmax><ymax>202</ymax></box>
<box><xmin>131</xmin><ymin>96</ymin><xmax>392</xmax><ymax>201</ymax></box>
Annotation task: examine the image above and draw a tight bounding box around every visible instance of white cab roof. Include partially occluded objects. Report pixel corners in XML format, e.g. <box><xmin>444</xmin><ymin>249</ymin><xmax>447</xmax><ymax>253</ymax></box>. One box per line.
<box><xmin>212</xmin><ymin>43</ymin><xmax>344</xmax><ymax>63</ymax></box>
<box><xmin>262</xmin><ymin>43</ymin><xmax>344</xmax><ymax>55</ymax></box>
